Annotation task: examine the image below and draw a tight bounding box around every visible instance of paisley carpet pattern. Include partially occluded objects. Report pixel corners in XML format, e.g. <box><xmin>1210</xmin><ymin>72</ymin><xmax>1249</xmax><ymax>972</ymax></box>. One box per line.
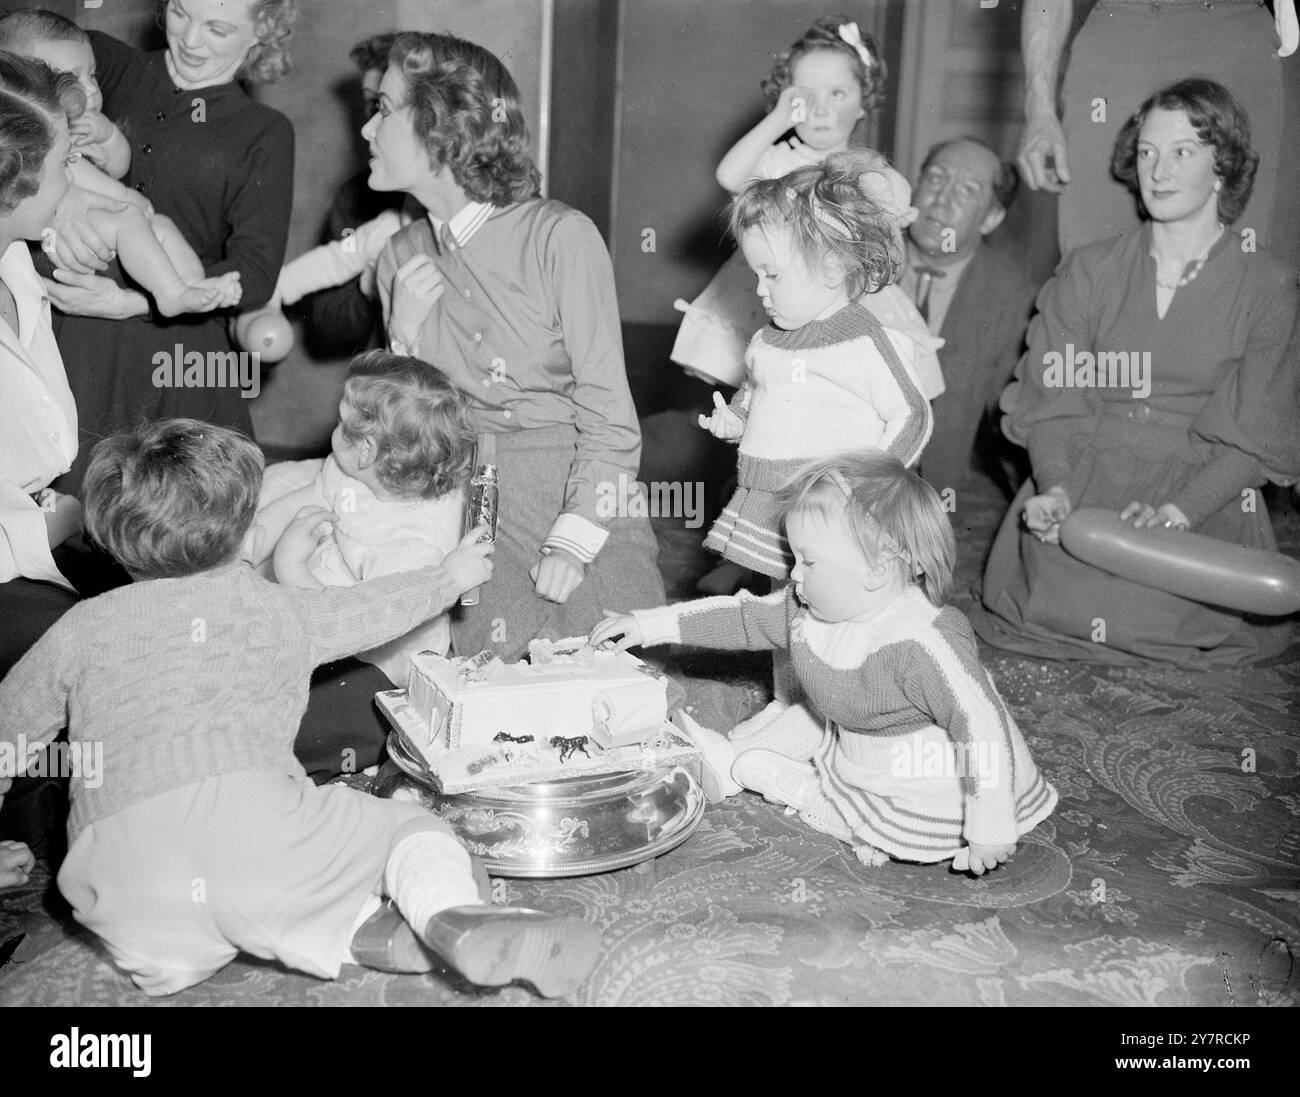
<box><xmin>2</xmin><ymin>479</ymin><xmax>1297</xmax><ymax>1007</ymax></box>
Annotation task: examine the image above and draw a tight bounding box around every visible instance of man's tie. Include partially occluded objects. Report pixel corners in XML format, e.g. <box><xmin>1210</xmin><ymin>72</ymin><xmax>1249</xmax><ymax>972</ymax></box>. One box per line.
<box><xmin>913</xmin><ymin>266</ymin><xmax>945</xmax><ymax>322</ymax></box>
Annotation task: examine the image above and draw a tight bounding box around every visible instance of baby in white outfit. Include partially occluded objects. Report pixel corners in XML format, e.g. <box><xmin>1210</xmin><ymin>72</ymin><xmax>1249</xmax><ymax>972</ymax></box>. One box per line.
<box><xmin>249</xmin><ymin>351</ymin><xmax>474</xmax><ymax>683</ymax></box>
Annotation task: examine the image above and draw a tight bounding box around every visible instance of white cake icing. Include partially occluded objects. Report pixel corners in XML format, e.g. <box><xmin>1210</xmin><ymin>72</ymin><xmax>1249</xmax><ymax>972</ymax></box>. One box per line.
<box><xmin>405</xmin><ymin>638</ymin><xmax>668</xmax><ymax>763</ymax></box>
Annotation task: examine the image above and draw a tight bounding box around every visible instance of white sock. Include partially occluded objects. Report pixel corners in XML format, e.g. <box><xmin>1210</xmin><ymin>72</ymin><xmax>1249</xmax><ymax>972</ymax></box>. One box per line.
<box><xmin>384</xmin><ymin>830</ymin><xmax>483</xmax><ymax>933</ymax></box>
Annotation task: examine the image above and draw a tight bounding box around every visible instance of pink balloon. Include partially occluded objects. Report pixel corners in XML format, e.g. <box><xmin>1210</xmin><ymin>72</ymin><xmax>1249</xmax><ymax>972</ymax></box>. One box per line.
<box><xmin>234</xmin><ymin>308</ymin><xmax>294</xmax><ymax>364</ymax></box>
<box><xmin>1059</xmin><ymin>508</ymin><xmax>1300</xmax><ymax>616</ymax></box>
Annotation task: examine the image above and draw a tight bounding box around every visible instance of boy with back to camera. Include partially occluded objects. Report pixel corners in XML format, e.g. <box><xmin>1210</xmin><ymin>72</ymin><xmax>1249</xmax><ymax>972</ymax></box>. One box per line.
<box><xmin>0</xmin><ymin>419</ymin><xmax>601</xmax><ymax>997</ymax></box>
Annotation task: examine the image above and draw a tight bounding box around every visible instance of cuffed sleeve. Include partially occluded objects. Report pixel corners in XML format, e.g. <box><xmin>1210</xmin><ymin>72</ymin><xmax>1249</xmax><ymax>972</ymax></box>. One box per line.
<box><xmin>0</xmin><ymin>484</ymin><xmax>70</xmax><ymax>590</ymax></box>
<box><xmin>630</xmin><ymin>604</ymin><xmax>685</xmax><ymax>647</ymax></box>
<box><xmin>542</xmin><ymin>512</ymin><xmax>610</xmax><ymax>564</ymax></box>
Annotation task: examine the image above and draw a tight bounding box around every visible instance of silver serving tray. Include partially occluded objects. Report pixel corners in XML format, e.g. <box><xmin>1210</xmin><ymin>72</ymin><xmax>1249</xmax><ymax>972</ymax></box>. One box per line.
<box><xmin>373</xmin><ymin>729</ymin><xmax>706</xmax><ymax>878</ymax></box>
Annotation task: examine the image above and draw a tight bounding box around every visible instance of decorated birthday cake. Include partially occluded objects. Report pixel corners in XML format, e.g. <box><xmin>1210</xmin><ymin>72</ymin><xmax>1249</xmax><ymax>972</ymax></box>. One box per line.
<box><xmin>395</xmin><ymin>638</ymin><xmax>672</xmax><ymax>789</ymax></box>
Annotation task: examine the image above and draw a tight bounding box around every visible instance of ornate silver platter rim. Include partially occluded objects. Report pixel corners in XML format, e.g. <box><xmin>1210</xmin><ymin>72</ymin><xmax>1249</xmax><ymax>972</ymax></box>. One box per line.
<box><xmin>378</xmin><ymin>730</ymin><xmax>706</xmax><ymax>878</ymax></box>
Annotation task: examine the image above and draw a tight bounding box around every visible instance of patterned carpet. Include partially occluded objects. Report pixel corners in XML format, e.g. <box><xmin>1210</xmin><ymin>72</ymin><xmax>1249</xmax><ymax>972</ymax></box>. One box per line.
<box><xmin>2</xmin><ymin>476</ymin><xmax>1297</xmax><ymax>1007</ymax></box>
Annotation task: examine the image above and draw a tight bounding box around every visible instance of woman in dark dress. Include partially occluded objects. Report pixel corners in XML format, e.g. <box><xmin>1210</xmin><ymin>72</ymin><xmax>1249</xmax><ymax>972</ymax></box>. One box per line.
<box><xmin>972</xmin><ymin>80</ymin><xmax>1300</xmax><ymax>668</ymax></box>
<box><xmin>44</xmin><ymin>0</ymin><xmax>295</xmax><ymax>496</ymax></box>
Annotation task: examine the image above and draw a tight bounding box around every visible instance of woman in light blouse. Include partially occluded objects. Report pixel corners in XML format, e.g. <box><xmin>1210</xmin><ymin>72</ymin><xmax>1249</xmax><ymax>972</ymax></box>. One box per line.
<box><xmin>0</xmin><ymin>52</ymin><xmax>87</xmax><ymax>888</ymax></box>
<box><xmin>370</xmin><ymin>32</ymin><xmax>666</xmax><ymax>661</ymax></box>
<box><xmin>0</xmin><ymin>52</ymin><xmax>83</xmax><ymax>677</ymax></box>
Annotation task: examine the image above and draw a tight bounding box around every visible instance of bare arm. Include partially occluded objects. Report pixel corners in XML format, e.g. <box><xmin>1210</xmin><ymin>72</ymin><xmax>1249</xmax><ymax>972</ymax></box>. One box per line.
<box><xmin>716</xmin><ymin>85</ymin><xmax>806</xmax><ymax>193</ymax></box>
<box><xmin>69</xmin><ymin>160</ymin><xmax>147</xmax><ymax>212</ymax></box>
<box><xmin>1017</xmin><ymin>0</ymin><xmax>1074</xmax><ymax>192</ymax></box>
<box><xmin>70</xmin><ymin>107</ymin><xmax>132</xmax><ymax>180</ymax></box>
<box><xmin>248</xmin><ymin>482</ymin><xmax>322</xmax><ymax>567</ymax></box>
<box><xmin>97</xmin><ymin>125</ymin><xmax>131</xmax><ymax>179</ymax></box>
<box><xmin>270</xmin><ymin>506</ymin><xmax>335</xmax><ymax>590</ymax></box>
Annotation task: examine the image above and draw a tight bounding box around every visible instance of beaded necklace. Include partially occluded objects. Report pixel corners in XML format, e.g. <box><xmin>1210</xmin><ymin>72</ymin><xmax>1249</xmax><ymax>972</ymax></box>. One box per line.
<box><xmin>1153</xmin><ymin>222</ymin><xmax>1224</xmax><ymax>290</ymax></box>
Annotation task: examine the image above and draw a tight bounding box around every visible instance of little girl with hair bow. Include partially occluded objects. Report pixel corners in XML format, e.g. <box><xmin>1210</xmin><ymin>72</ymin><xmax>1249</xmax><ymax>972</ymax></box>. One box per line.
<box><xmin>673</xmin><ymin>15</ymin><xmax>943</xmax><ymax>401</ymax></box>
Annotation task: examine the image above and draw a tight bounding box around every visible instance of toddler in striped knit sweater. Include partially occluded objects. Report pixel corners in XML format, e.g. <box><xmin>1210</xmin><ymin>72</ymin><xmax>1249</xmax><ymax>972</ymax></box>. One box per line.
<box><xmin>594</xmin><ymin>452</ymin><xmax>1057</xmax><ymax>875</ymax></box>
<box><xmin>0</xmin><ymin>420</ymin><xmax>601</xmax><ymax>996</ymax></box>
<box><xmin>698</xmin><ymin>150</ymin><xmax>933</xmax><ymax>582</ymax></box>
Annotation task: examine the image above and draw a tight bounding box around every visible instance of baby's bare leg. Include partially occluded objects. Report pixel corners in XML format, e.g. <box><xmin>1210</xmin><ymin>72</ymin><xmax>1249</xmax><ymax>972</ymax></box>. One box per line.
<box><xmin>149</xmin><ymin>213</ymin><xmax>204</xmax><ymax>282</ymax></box>
<box><xmin>154</xmin><ymin>214</ymin><xmax>241</xmax><ymax>308</ymax></box>
<box><xmin>87</xmin><ymin>207</ymin><xmax>242</xmax><ymax>316</ymax></box>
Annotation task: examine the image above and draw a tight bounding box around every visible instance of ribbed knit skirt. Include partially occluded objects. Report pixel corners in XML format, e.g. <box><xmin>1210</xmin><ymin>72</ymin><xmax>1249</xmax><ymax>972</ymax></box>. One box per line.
<box><xmin>809</xmin><ymin>725</ymin><xmax>1059</xmax><ymax>864</ymax></box>
<box><xmin>703</xmin><ymin>453</ymin><xmax>809</xmax><ymax>579</ymax></box>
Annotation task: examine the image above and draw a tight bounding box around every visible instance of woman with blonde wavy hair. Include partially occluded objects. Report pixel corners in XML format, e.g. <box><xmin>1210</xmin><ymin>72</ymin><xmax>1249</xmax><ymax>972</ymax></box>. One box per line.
<box><xmin>39</xmin><ymin>0</ymin><xmax>296</xmax><ymax>507</ymax></box>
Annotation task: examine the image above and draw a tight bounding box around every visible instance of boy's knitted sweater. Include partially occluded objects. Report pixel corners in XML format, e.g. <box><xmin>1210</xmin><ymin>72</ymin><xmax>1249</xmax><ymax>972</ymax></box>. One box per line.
<box><xmin>633</xmin><ymin>585</ymin><xmax>1048</xmax><ymax>847</ymax></box>
<box><xmin>733</xmin><ymin>302</ymin><xmax>932</xmax><ymax>468</ymax></box>
<box><xmin>0</xmin><ymin>562</ymin><xmax>459</xmax><ymax>841</ymax></box>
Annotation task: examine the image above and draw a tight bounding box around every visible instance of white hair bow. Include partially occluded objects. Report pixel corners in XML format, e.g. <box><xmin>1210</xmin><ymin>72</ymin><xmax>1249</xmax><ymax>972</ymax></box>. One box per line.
<box><xmin>837</xmin><ymin>21</ymin><xmax>877</xmax><ymax>70</ymax></box>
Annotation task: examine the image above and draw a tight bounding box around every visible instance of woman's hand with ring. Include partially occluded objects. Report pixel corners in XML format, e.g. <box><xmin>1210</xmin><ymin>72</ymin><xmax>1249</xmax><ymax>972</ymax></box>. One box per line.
<box><xmin>1120</xmin><ymin>501</ymin><xmax>1189</xmax><ymax>531</ymax></box>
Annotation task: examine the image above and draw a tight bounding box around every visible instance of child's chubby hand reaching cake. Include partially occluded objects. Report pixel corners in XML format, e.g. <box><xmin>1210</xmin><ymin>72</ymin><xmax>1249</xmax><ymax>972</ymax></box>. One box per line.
<box><xmin>589</xmin><ymin>611</ymin><xmax>644</xmax><ymax>653</ymax></box>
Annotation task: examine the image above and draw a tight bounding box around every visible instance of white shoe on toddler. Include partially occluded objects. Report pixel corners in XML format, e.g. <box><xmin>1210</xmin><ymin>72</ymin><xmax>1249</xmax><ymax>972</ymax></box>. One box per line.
<box><xmin>731</xmin><ymin>748</ymin><xmax>818</xmax><ymax>811</ymax></box>
<box><xmin>674</xmin><ymin>711</ymin><xmax>741</xmax><ymax>802</ymax></box>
